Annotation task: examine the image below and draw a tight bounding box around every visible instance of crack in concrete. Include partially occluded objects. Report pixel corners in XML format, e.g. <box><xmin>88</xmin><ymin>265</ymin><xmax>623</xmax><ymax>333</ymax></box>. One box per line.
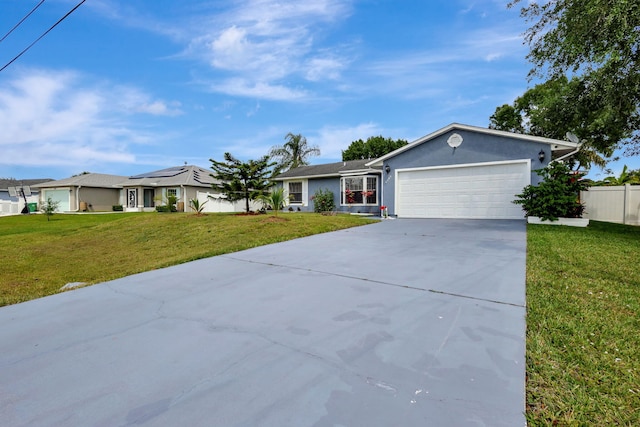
<box><xmin>221</xmin><ymin>255</ymin><xmax>525</xmax><ymax>308</ymax></box>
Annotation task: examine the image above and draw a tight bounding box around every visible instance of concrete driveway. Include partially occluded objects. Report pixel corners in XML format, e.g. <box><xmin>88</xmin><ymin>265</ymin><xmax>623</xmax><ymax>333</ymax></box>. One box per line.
<box><xmin>0</xmin><ymin>219</ymin><xmax>526</xmax><ymax>426</ymax></box>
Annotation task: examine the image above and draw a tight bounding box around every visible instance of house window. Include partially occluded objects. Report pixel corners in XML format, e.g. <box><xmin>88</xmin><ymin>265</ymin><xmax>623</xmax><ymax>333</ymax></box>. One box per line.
<box><xmin>288</xmin><ymin>182</ymin><xmax>303</xmax><ymax>204</ymax></box>
<box><xmin>341</xmin><ymin>176</ymin><xmax>378</xmax><ymax>205</ymax></box>
<box><xmin>143</xmin><ymin>189</ymin><xmax>154</xmax><ymax>208</ymax></box>
<box><xmin>167</xmin><ymin>188</ymin><xmax>178</xmax><ymax>198</ymax></box>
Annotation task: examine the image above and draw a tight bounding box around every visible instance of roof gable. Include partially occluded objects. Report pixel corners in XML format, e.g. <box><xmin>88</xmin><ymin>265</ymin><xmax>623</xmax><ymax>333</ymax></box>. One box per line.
<box><xmin>366</xmin><ymin>123</ymin><xmax>579</xmax><ymax>167</ymax></box>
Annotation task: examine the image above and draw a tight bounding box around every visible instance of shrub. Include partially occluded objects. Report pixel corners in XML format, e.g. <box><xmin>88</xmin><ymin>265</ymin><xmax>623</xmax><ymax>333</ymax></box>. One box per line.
<box><xmin>189</xmin><ymin>198</ymin><xmax>207</xmax><ymax>215</ymax></box>
<box><xmin>258</xmin><ymin>187</ymin><xmax>287</xmax><ymax>216</ymax></box>
<box><xmin>312</xmin><ymin>188</ymin><xmax>335</xmax><ymax>213</ymax></box>
<box><xmin>513</xmin><ymin>161</ymin><xmax>588</xmax><ymax>221</ymax></box>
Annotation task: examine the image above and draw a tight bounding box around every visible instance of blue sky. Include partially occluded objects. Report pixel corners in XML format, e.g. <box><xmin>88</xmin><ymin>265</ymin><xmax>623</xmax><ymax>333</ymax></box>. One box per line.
<box><xmin>0</xmin><ymin>0</ymin><xmax>636</xmax><ymax>180</ymax></box>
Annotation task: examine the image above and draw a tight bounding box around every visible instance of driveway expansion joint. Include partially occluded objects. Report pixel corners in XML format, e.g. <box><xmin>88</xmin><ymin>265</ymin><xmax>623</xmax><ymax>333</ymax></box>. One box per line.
<box><xmin>222</xmin><ymin>254</ymin><xmax>524</xmax><ymax>308</ymax></box>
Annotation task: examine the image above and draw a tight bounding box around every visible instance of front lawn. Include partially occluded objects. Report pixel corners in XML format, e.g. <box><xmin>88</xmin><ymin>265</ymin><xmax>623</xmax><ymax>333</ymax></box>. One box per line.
<box><xmin>0</xmin><ymin>212</ymin><xmax>375</xmax><ymax>307</ymax></box>
<box><xmin>526</xmin><ymin>221</ymin><xmax>640</xmax><ymax>426</ymax></box>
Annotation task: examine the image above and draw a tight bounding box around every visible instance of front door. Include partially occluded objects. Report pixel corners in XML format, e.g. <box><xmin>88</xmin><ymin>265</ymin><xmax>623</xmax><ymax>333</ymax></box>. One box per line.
<box><xmin>127</xmin><ymin>189</ymin><xmax>137</xmax><ymax>209</ymax></box>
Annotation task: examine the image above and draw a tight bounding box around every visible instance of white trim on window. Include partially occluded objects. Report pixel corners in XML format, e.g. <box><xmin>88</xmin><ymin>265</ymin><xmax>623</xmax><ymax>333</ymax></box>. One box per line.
<box><xmin>284</xmin><ymin>179</ymin><xmax>308</xmax><ymax>206</ymax></box>
<box><xmin>340</xmin><ymin>175</ymin><xmax>378</xmax><ymax>206</ymax></box>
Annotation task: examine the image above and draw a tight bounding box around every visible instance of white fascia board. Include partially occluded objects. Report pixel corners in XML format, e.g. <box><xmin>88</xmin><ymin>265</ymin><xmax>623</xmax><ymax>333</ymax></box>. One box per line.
<box><xmin>275</xmin><ymin>173</ymin><xmax>337</xmax><ymax>181</ymax></box>
<box><xmin>275</xmin><ymin>169</ymin><xmax>380</xmax><ymax>181</ymax></box>
<box><xmin>339</xmin><ymin>169</ymin><xmax>381</xmax><ymax>177</ymax></box>
<box><xmin>366</xmin><ymin>123</ymin><xmax>578</xmax><ymax>167</ymax></box>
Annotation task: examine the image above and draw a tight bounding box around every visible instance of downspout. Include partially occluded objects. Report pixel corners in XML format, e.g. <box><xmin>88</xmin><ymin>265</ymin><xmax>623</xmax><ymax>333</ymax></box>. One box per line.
<box><xmin>74</xmin><ymin>185</ymin><xmax>82</xmax><ymax>212</ymax></box>
<box><xmin>380</xmin><ymin>169</ymin><xmax>384</xmax><ymax>217</ymax></box>
<box><xmin>180</xmin><ymin>184</ymin><xmax>186</xmax><ymax>212</ymax></box>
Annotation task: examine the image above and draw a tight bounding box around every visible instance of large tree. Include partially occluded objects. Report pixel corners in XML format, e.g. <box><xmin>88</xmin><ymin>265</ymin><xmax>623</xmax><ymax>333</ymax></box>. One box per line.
<box><xmin>210</xmin><ymin>153</ymin><xmax>276</xmax><ymax>213</ymax></box>
<box><xmin>269</xmin><ymin>133</ymin><xmax>320</xmax><ymax>173</ymax></box>
<box><xmin>342</xmin><ymin>136</ymin><xmax>408</xmax><ymax>161</ymax></box>
<box><xmin>489</xmin><ymin>76</ymin><xmax>622</xmax><ymax>168</ymax></box>
<box><xmin>509</xmin><ymin>0</ymin><xmax>640</xmax><ymax>155</ymax></box>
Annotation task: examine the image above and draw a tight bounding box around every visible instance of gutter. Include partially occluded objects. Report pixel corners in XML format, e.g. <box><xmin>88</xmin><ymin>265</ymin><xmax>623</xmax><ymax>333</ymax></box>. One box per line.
<box><xmin>551</xmin><ymin>144</ymin><xmax>582</xmax><ymax>163</ymax></box>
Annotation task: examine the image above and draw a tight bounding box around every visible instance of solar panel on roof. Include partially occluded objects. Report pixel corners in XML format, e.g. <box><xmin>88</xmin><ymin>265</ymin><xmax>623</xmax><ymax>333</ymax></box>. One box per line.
<box><xmin>130</xmin><ymin>167</ymin><xmax>187</xmax><ymax>179</ymax></box>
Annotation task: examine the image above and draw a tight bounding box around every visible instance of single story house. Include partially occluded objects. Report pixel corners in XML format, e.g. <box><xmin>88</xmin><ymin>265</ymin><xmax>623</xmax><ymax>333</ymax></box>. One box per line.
<box><xmin>31</xmin><ymin>165</ymin><xmax>257</xmax><ymax>213</ymax></box>
<box><xmin>276</xmin><ymin>123</ymin><xmax>579</xmax><ymax>219</ymax></box>
<box><xmin>0</xmin><ymin>178</ymin><xmax>53</xmax><ymax>215</ymax></box>
<box><xmin>32</xmin><ymin>173</ymin><xmax>127</xmax><ymax>212</ymax></box>
<box><xmin>275</xmin><ymin>159</ymin><xmax>382</xmax><ymax>214</ymax></box>
<box><xmin>118</xmin><ymin>165</ymin><xmax>257</xmax><ymax>213</ymax></box>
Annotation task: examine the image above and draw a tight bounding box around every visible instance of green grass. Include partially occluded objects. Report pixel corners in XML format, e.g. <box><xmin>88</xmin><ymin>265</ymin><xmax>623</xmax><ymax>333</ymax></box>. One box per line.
<box><xmin>526</xmin><ymin>221</ymin><xmax>640</xmax><ymax>426</ymax></box>
<box><xmin>3</xmin><ymin>213</ymin><xmax>639</xmax><ymax>423</ymax></box>
<box><xmin>0</xmin><ymin>212</ymin><xmax>376</xmax><ymax>307</ymax></box>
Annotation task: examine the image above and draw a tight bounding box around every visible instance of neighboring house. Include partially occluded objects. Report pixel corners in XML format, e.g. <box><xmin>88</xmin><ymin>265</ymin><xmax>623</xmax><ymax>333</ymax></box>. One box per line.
<box><xmin>277</xmin><ymin>123</ymin><xmax>580</xmax><ymax>219</ymax></box>
<box><xmin>275</xmin><ymin>159</ymin><xmax>382</xmax><ymax>214</ymax></box>
<box><xmin>29</xmin><ymin>165</ymin><xmax>254</xmax><ymax>214</ymax></box>
<box><xmin>32</xmin><ymin>173</ymin><xmax>126</xmax><ymax>212</ymax></box>
<box><xmin>118</xmin><ymin>165</ymin><xmax>252</xmax><ymax>213</ymax></box>
<box><xmin>0</xmin><ymin>178</ymin><xmax>53</xmax><ymax>215</ymax></box>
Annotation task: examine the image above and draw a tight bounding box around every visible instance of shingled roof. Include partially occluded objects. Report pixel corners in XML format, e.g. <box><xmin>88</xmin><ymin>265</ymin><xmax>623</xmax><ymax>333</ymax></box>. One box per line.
<box><xmin>119</xmin><ymin>165</ymin><xmax>217</xmax><ymax>188</ymax></box>
<box><xmin>275</xmin><ymin>159</ymin><xmax>381</xmax><ymax>180</ymax></box>
<box><xmin>32</xmin><ymin>173</ymin><xmax>127</xmax><ymax>189</ymax></box>
<box><xmin>0</xmin><ymin>178</ymin><xmax>53</xmax><ymax>190</ymax></box>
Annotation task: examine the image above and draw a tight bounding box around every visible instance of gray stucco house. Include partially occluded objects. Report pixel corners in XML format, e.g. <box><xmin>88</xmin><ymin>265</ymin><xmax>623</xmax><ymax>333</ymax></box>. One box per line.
<box><xmin>276</xmin><ymin>123</ymin><xmax>579</xmax><ymax>219</ymax></box>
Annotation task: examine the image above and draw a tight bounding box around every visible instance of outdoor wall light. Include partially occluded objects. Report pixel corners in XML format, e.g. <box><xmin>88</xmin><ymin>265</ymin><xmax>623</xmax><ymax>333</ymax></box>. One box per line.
<box><xmin>385</xmin><ymin>165</ymin><xmax>391</xmax><ymax>174</ymax></box>
<box><xmin>538</xmin><ymin>150</ymin><xmax>546</xmax><ymax>162</ymax></box>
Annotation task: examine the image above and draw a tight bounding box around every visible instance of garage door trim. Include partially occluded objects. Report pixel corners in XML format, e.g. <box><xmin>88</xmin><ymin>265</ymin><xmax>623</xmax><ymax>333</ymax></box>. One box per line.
<box><xmin>395</xmin><ymin>159</ymin><xmax>531</xmax><ymax>219</ymax></box>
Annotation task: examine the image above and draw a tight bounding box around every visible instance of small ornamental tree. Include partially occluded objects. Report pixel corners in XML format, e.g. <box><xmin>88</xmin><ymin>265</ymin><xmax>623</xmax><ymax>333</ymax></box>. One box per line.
<box><xmin>513</xmin><ymin>161</ymin><xmax>589</xmax><ymax>221</ymax></box>
<box><xmin>210</xmin><ymin>153</ymin><xmax>276</xmax><ymax>213</ymax></box>
<box><xmin>41</xmin><ymin>197</ymin><xmax>60</xmax><ymax>221</ymax></box>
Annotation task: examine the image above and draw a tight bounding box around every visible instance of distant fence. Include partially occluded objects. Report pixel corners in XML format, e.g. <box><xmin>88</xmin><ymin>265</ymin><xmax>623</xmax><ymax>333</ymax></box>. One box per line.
<box><xmin>581</xmin><ymin>184</ymin><xmax>640</xmax><ymax>226</ymax></box>
<box><xmin>0</xmin><ymin>200</ymin><xmax>22</xmax><ymax>215</ymax></box>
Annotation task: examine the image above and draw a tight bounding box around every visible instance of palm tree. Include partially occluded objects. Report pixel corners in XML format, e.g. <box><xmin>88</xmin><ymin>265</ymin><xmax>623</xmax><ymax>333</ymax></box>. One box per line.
<box><xmin>595</xmin><ymin>165</ymin><xmax>640</xmax><ymax>186</ymax></box>
<box><xmin>269</xmin><ymin>133</ymin><xmax>320</xmax><ymax>173</ymax></box>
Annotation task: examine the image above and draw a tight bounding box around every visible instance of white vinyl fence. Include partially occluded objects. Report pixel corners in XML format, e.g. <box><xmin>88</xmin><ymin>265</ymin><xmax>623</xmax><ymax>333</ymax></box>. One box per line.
<box><xmin>0</xmin><ymin>200</ymin><xmax>21</xmax><ymax>215</ymax></box>
<box><xmin>581</xmin><ymin>184</ymin><xmax>640</xmax><ymax>225</ymax></box>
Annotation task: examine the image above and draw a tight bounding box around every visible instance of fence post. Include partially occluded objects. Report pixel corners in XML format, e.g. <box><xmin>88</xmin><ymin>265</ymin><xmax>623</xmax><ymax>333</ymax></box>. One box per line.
<box><xmin>623</xmin><ymin>184</ymin><xmax>630</xmax><ymax>225</ymax></box>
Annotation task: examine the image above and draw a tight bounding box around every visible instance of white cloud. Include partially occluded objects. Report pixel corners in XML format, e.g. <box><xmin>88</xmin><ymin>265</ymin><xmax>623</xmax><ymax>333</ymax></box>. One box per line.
<box><xmin>305</xmin><ymin>57</ymin><xmax>345</xmax><ymax>81</ymax></box>
<box><xmin>186</xmin><ymin>0</ymin><xmax>353</xmax><ymax>99</ymax></box>
<box><xmin>209</xmin><ymin>78</ymin><xmax>308</xmax><ymax>101</ymax></box>
<box><xmin>0</xmin><ymin>69</ymin><xmax>178</xmax><ymax>168</ymax></box>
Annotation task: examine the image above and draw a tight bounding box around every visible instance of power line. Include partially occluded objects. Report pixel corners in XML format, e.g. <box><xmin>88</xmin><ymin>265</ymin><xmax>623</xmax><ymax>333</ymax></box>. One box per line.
<box><xmin>0</xmin><ymin>0</ymin><xmax>87</xmax><ymax>73</ymax></box>
<box><xmin>0</xmin><ymin>0</ymin><xmax>47</xmax><ymax>43</ymax></box>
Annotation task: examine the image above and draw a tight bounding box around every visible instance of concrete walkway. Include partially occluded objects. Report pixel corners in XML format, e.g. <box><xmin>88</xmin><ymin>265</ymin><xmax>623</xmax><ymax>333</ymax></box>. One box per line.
<box><xmin>0</xmin><ymin>219</ymin><xmax>527</xmax><ymax>426</ymax></box>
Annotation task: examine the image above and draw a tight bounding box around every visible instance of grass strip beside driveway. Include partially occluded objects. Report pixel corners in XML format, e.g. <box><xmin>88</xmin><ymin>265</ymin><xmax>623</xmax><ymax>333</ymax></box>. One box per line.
<box><xmin>526</xmin><ymin>221</ymin><xmax>640</xmax><ymax>426</ymax></box>
<box><xmin>0</xmin><ymin>212</ymin><xmax>375</xmax><ymax>307</ymax></box>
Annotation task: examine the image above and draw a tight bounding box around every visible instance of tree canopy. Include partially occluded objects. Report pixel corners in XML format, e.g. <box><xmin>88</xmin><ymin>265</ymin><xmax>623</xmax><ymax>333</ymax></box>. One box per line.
<box><xmin>269</xmin><ymin>133</ymin><xmax>320</xmax><ymax>173</ymax></box>
<box><xmin>489</xmin><ymin>76</ymin><xmax>621</xmax><ymax>168</ymax></box>
<box><xmin>342</xmin><ymin>136</ymin><xmax>408</xmax><ymax>161</ymax></box>
<box><xmin>508</xmin><ymin>0</ymin><xmax>640</xmax><ymax>155</ymax></box>
<box><xmin>210</xmin><ymin>153</ymin><xmax>276</xmax><ymax>213</ymax></box>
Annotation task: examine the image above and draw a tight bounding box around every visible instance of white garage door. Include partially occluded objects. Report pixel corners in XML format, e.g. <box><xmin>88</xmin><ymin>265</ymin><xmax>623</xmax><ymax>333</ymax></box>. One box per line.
<box><xmin>396</xmin><ymin>161</ymin><xmax>530</xmax><ymax>219</ymax></box>
<box><xmin>43</xmin><ymin>189</ymin><xmax>70</xmax><ymax>212</ymax></box>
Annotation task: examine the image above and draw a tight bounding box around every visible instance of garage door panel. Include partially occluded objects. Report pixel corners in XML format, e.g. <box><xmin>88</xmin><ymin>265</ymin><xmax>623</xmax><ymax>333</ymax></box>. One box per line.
<box><xmin>397</xmin><ymin>162</ymin><xmax>528</xmax><ymax>219</ymax></box>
